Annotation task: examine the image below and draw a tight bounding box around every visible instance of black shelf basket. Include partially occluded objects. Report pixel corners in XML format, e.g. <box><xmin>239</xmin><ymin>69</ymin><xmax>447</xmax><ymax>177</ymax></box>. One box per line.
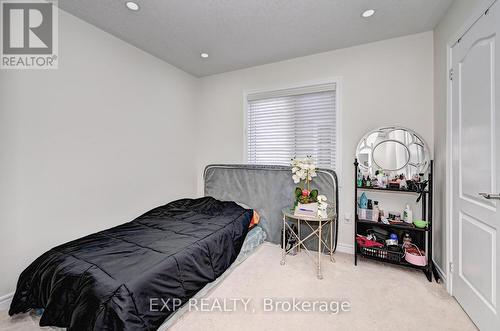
<box><xmin>360</xmin><ymin>246</ymin><xmax>404</xmax><ymax>263</ymax></box>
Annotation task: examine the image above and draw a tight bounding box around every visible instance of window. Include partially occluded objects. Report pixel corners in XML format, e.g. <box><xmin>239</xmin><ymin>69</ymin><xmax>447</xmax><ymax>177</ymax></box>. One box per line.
<box><xmin>246</xmin><ymin>82</ymin><xmax>338</xmax><ymax>170</ymax></box>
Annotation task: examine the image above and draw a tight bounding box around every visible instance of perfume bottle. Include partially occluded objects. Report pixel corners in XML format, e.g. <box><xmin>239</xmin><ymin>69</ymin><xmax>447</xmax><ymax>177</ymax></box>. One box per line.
<box><xmin>403</xmin><ymin>204</ymin><xmax>413</xmax><ymax>224</ymax></box>
<box><xmin>357</xmin><ymin>168</ymin><xmax>363</xmax><ymax>187</ymax></box>
<box><xmin>373</xmin><ymin>201</ymin><xmax>380</xmax><ymax>222</ymax></box>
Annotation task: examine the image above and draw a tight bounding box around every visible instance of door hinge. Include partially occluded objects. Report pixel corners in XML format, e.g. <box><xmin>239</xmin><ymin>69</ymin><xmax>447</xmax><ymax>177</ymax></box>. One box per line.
<box><xmin>449</xmin><ymin>262</ymin><xmax>455</xmax><ymax>274</ymax></box>
<box><xmin>449</xmin><ymin>69</ymin><xmax>454</xmax><ymax>81</ymax></box>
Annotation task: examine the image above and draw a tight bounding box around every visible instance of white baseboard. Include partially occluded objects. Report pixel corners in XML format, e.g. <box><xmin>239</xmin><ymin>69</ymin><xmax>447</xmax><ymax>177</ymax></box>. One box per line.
<box><xmin>336</xmin><ymin>242</ymin><xmax>354</xmax><ymax>254</ymax></box>
<box><xmin>0</xmin><ymin>293</ymin><xmax>13</xmax><ymax>311</ymax></box>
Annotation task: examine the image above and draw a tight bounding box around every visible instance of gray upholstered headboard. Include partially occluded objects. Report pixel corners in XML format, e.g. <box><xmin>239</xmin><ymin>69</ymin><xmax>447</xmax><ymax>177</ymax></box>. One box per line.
<box><xmin>203</xmin><ymin>164</ymin><xmax>339</xmax><ymax>251</ymax></box>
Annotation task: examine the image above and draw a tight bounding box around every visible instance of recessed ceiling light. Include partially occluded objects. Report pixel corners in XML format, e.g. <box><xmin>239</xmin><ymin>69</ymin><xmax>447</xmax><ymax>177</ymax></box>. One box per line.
<box><xmin>200</xmin><ymin>53</ymin><xmax>209</xmax><ymax>58</ymax></box>
<box><xmin>126</xmin><ymin>1</ymin><xmax>140</xmax><ymax>11</ymax></box>
<box><xmin>361</xmin><ymin>9</ymin><xmax>375</xmax><ymax>18</ymax></box>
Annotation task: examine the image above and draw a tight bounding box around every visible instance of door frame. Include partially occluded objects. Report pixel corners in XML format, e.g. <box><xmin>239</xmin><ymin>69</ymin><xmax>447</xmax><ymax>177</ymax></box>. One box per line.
<box><xmin>445</xmin><ymin>0</ymin><xmax>498</xmax><ymax>295</ymax></box>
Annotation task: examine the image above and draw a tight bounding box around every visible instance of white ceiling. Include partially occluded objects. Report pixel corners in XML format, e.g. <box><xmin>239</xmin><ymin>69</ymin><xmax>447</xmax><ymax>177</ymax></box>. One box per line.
<box><xmin>59</xmin><ymin>0</ymin><xmax>453</xmax><ymax>77</ymax></box>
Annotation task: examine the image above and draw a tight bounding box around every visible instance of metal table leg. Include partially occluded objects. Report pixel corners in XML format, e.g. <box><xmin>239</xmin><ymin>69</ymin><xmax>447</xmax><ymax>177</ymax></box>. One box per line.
<box><xmin>297</xmin><ymin>219</ymin><xmax>301</xmax><ymax>252</ymax></box>
<box><xmin>281</xmin><ymin>214</ymin><xmax>286</xmax><ymax>265</ymax></box>
<box><xmin>330</xmin><ymin>219</ymin><xmax>335</xmax><ymax>263</ymax></box>
<box><xmin>317</xmin><ymin>220</ymin><xmax>323</xmax><ymax>279</ymax></box>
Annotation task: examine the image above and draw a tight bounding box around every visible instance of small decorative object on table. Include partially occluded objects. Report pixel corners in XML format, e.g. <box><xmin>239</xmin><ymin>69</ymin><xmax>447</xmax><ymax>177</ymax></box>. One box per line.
<box><xmin>291</xmin><ymin>156</ymin><xmax>329</xmax><ymax>218</ymax></box>
<box><xmin>317</xmin><ymin>194</ymin><xmax>328</xmax><ymax>218</ymax></box>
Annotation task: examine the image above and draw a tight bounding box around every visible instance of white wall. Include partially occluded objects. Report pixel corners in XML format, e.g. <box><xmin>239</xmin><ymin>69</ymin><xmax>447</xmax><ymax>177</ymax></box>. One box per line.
<box><xmin>0</xmin><ymin>10</ymin><xmax>198</xmax><ymax>297</ymax></box>
<box><xmin>0</xmin><ymin>12</ymin><xmax>439</xmax><ymax>302</ymax></box>
<box><xmin>194</xmin><ymin>32</ymin><xmax>434</xmax><ymax>252</ymax></box>
<box><xmin>432</xmin><ymin>0</ymin><xmax>492</xmax><ymax>280</ymax></box>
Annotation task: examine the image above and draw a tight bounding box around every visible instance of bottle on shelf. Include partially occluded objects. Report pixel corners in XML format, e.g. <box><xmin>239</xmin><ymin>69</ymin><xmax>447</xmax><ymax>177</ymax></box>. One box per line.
<box><xmin>403</xmin><ymin>233</ymin><xmax>412</xmax><ymax>249</ymax></box>
<box><xmin>403</xmin><ymin>204</ymin><xmax>413</xmax><ymax>224</ymax></box>
<box><xmin>373</xmin><ymin>201</ymin><xmax>380</xmax><ymax>222</ymax></box>
<box><xmin>357</xmin><ymin>168</ymin><xmax>363</xmax><ymax>187</ymax></box>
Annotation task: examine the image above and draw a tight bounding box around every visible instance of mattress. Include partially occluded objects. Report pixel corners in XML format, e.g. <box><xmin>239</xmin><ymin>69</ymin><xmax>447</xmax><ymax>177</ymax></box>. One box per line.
<box><xmin>9</xmin><ymin>197</ymin><xmax>252</xmax><ymax>330</ymax></box>
<box><xmin>158</xmin><ymin>225</ymin><xmax>267</xmax><ymax>330</ymax></box>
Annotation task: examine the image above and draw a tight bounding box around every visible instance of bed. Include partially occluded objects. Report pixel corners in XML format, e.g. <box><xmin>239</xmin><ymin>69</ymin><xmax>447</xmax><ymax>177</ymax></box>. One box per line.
<box><xmin>9</xmin><ymin>197</ymin><xmax>253</xmax><ymax>330</ymax></box>
<box><xmin>9</xmin><ymin>164</ymin><xmax>338</xmax><ymax>330</ymax></box>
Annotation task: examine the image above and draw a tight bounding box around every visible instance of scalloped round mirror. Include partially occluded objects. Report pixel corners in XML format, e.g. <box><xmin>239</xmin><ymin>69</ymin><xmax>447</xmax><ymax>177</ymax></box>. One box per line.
<box><xmin>356</xmin><ymin>126</ymin><xmax>430</xmax><ymax>177</ymax></box>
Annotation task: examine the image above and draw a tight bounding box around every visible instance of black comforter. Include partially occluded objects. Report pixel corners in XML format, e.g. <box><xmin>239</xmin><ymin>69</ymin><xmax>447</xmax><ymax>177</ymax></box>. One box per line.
<box><xmin>9</xmin><ymin>197</ymin><xmax>252</xmax><ymax>330</ymax></box>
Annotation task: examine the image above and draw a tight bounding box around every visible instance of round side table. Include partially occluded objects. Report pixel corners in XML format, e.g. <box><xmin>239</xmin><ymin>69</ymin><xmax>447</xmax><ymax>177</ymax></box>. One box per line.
<box><xmin>281</xmin><ymin>206</ymin><xmax>337</xmax><ymax>279</ymax></box>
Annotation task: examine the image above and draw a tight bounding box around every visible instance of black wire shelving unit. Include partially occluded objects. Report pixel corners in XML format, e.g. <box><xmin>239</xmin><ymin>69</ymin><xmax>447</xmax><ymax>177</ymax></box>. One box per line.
<box><xmin>353</xmin><ymin>159</ymin><xmax>438</xmax><ymax>282</ymax></box>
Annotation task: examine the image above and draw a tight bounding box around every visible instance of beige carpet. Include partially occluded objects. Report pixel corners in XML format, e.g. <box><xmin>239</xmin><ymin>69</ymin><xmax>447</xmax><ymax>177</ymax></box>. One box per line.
<box><xmin>0</xmin><ymin>244</ymin><xmax>476</xmax><ymax>331</ymax></box>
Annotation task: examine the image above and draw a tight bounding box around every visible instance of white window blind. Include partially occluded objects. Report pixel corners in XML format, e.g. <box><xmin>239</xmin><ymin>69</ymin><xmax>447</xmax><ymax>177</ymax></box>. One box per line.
<box><xmin>246</xmin><ymin>83</ymin><xmax>337</xmax><ymax>170</ymax></box>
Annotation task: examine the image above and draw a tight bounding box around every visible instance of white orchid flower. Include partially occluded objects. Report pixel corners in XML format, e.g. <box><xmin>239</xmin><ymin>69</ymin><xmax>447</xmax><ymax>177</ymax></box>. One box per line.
<box><xmin>317</xmin><ymin>195</ymin><xmax>327</xmax><ymax>202</ymax></box>
<box><xmin>291</xmin><ymin>156</ymin><xmax>318</xmax><ymax>186</ymax></box>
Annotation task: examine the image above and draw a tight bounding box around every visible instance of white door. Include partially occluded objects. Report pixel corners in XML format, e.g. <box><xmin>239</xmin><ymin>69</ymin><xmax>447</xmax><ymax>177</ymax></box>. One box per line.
<box><xmin>451</xmin><ymin>2</ymin><xmax>500</xmax><ymax>330</ymax></box>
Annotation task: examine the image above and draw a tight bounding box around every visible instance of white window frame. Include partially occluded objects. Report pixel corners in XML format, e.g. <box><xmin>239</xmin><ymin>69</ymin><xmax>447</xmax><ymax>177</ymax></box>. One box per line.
<box><xmin>243</xmin><ymin>78</ymin><xmax>342</xmax><ymax>184</ymax></box>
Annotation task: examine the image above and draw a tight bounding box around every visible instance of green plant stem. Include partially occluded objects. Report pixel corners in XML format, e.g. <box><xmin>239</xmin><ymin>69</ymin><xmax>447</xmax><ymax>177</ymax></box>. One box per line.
<box><xmin>307</xmin><ymin>170</ymin><xmax>310</xmax><ymax>191</ymax></box>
